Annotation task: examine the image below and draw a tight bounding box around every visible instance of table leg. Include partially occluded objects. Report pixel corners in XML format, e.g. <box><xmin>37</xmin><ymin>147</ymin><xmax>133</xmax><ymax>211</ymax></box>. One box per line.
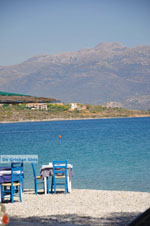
<box><xmin>44</xmin><ymin>177</ymin><xmax>47</xmax><ymax>194</ymax></box>
<box><xmin>67</xmin><ymin>176</ymin><xmax>72</xmax><ymax>193</ymax></box>
<box><xmin>0</xmin><ymin>184</ymin><xmax>1</xmax><ymax>202</ymax></box>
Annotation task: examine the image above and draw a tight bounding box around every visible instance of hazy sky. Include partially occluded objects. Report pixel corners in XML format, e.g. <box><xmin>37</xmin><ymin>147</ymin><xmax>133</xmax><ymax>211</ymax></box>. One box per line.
<box><xmin>0</xmin><ymin>0</ymin><xmax>150</xmax><ymax>65</ymax></box>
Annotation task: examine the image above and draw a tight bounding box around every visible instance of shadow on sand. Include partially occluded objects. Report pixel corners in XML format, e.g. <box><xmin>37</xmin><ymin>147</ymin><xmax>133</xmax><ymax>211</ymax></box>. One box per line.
<box><xmin>8</xmin><ymin>212</ymin><xmax>138</xmax><ymax>226</ymax></box>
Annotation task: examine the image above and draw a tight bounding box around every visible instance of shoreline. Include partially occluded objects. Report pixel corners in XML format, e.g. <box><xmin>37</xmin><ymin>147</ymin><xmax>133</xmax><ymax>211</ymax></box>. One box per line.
<box><xmin>6</xmin><ymin>189</ymin><xmax>150</xmax><ymax>226</ymax></box>
<box><xmin>0</xmin><ymin>115</ymin><xmax>150</xmax><ymax>124</ymax></box>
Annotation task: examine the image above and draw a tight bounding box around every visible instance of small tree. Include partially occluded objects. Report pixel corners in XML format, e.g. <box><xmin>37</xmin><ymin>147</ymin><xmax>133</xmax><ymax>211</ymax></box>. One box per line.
<box><xmin>2</xmin><ymin>104</ymin><xmax>11</xmax><ymax>110</ymax></box>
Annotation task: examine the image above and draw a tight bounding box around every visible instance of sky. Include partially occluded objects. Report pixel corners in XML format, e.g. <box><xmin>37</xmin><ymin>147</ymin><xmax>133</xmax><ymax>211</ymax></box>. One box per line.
<box><xmin>0</xmin><ymin>0</ymin><xmax>150</xmax><ymax>66</ymax></box>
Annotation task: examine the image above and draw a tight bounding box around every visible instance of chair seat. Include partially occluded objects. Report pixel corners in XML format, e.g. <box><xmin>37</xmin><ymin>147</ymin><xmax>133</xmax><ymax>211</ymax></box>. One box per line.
<box><xmin>36</xmin><ymin>175</ymin><xmax>42</xmax><ymax>179</ymax></box>
<box><xmin>2</xmin><ymin>182</ymin><xmax>20</xmax><ymax>187</ymax></box>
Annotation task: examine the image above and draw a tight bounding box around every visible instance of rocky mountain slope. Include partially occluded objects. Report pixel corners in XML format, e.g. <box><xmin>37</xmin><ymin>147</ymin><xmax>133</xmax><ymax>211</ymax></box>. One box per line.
<box><xmin>0</xmin><ymin>42</ymin><xmax>150</xmax><ymax>110</ymax></box>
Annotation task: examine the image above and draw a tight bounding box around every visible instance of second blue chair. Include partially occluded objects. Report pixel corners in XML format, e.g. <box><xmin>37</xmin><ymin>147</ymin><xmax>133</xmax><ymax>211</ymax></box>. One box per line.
<box><xmin>31</xmin><ymin>163</ymin><xmax>49</xmax><ymax>194</ymax></box>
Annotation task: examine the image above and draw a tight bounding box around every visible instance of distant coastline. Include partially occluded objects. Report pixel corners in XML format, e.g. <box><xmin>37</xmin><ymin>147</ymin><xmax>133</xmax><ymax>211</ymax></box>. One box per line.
<box><xmin>0</xmin><ymin>103</ymin><xmax>150</xmax><ymax>123</ymax></box>
<box><xmin>0</xmin><ymin>114</ymin><xmax>150</xmax><ymax>124</ymax></box>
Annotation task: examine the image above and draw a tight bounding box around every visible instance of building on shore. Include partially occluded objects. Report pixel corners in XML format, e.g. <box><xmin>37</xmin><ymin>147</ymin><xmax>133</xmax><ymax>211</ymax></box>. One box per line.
<box><xmin>26</xmin><ymin>103</ymin><xmax>48</xmax><ymax>110</ymax></box>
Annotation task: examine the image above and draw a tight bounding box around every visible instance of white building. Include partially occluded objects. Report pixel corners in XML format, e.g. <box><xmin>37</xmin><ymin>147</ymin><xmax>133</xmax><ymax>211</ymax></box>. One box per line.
<box><xmin>26</xmin><ymin>103</ymin><xmax>48</xmax><ymax>110</ymax></box>
<box><xmin>70</xmin><ymin>103</ymin><xmax>78</xmax><ymax>110</ymax></box>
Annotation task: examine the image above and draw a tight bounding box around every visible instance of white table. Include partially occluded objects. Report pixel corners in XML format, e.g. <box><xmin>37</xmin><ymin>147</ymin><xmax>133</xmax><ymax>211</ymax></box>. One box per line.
<box><xmin>40</xmin><ymin>163</ymin><xmax>73</xmax><ymax>194</ymax></box>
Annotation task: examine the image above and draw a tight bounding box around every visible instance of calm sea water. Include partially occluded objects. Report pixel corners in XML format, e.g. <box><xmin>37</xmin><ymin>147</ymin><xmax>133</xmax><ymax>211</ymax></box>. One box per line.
<box><xmin>0</xmin><ymin>117</ymin><xmax>150</xmax><ymax>192</ymax></box>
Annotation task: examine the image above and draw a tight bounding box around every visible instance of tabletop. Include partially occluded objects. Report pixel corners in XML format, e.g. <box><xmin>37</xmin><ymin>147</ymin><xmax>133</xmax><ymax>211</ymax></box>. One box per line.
<box><xmin>0</xmin><ymin>166</ymin><xmax>11</xmax><ymax>184</ymax></box>
<box><xmin>40</xmin><ymin>162</ymin><xmax>74</xmax><ymax>179</ymax></box>
<box><xmin>0</xmin><ymin>166</ymin><xmax>23</xmax><ymax>184</ymax></box>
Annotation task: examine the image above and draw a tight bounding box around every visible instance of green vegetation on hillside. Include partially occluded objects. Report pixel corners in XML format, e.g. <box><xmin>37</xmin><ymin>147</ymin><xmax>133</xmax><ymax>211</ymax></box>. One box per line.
<box><xmin>0</xmin><ymin>103</ymin><xmax>149</xmax><ymax>122</ymax></box>
<box><xmin>47</xmin><ymin>104</ymin><xmax>69</xmax><ymax>112</ymax></box>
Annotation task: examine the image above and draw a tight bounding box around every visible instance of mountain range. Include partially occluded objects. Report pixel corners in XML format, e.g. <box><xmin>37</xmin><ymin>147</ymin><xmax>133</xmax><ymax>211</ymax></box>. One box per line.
<box><xmin>0</xmin><ymin>42</ymin><xmax>150</xmax><ymax>110</ymax></box>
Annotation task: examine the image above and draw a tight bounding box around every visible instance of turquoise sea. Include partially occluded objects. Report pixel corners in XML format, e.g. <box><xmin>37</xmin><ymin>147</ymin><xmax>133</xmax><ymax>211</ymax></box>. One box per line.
<box><xmin>0</xmin><ymin>117</ymin><xmax>150</xmax><ymax>192</ymax></box>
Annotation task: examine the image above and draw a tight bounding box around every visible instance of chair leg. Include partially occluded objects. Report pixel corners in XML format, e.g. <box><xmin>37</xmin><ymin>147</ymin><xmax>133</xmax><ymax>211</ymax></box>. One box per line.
<box><xmin>51</xmin><ymin>176</ymin><xmax>53</xmax><ymax>193</ymax></box>
<box><xmin>34</xmin><ymin>179</ymin><xmax>38</xmax><ymax>195</ymax></box>
<box><xmin>21</xmin><ymin>176</ymin><xmax>24</xmax><ymax>192</ymax></box>
<box><xmin>46</xmin><ymin>177</ymin><xmax>49</xmax><ymax>194</ymax></box>
<box><xmin>19</xmin><ymin>185</ymin><xmax>22</xmax><ymax>202</ymax></box>
<box><xmin>1</xmin><ymin>184</ymin><xmax>3</xmax><ymax>202</ymax></box>
<box><xmin>65</xmin><ymin>177</ymin><xmax>68</xmax><ymax>194</ymax></box>
<box><xmin>11</xmin><ymin>185</ymin><xmax>14</xmax><ymax>203</ymax></box>
<box><xmin>54</xmin><ymin>177</ymin><xmax>56</xmax><ymax>194</ymax></box>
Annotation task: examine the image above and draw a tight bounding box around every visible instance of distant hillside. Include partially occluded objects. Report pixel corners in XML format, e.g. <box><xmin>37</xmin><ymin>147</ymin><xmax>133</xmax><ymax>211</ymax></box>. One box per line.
<box><xmin>0</xmin><ymin>42</ymin><xmax>150</xmax><ymax>110</ymax></box>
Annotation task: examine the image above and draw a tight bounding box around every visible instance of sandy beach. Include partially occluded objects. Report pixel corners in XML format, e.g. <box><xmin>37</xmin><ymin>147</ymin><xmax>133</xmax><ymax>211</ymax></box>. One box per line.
<box><xmin>3</xmin><ymin>189</ymin><xmax>150</xmax><ymax>226</ymax></box>
<box><xmin>0</xmin><ymin>115</ymin><xmax>150</xmax><ymax>124</ymax></box>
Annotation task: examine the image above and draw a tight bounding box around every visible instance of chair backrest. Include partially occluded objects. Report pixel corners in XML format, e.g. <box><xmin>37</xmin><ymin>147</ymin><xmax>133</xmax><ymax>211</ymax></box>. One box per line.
<box><xmin>11</xmin><ymin>162</ymin><xmax>23</xmax><ymax>183</ymax></box>
<box><xmin>53</xmin><ymin>160</ymin><xmax>67</xmax><ymax>177</ymax></box>
<box><xmin>31</xmin><ymin>163</ymin><xmax>36</xmax><ymax>179</ymax></box>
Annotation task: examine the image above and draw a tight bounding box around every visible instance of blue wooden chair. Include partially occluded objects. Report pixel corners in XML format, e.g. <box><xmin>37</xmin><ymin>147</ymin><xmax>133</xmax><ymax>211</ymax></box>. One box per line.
<box><xmin>1</xmin><ymin>162</ymin><xmax>23</xmax><ymax>203</ymax></box>
<box><xmin>12</xmin><ymin>162</ymin><xmax>24</xmax><ymax>192</ymax></box>
<box><xmin>31</xmin><ymin>163</ymin><xmax>49</xmax><ymax>194</ymax></box>
<box><xmin>51</xmin><ymin>160</ymin><xmax>68</xmax><ymax>194</ymax></box>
